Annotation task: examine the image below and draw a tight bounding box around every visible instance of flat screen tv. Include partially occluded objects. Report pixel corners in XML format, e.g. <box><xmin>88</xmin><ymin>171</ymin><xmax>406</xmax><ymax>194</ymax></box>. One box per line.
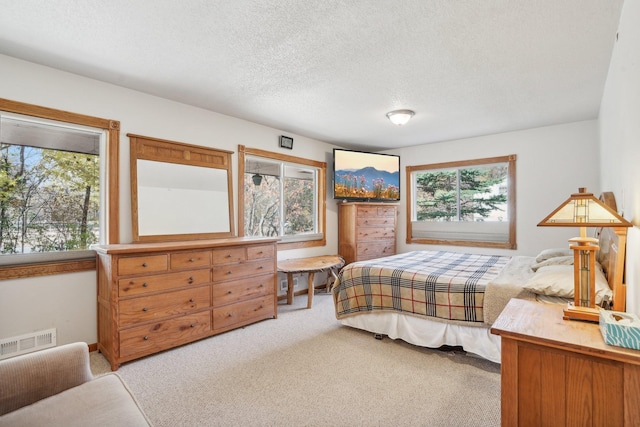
<box><xmin>333</xmin><ymin>148</ymin><xmax>400</xmax><ymax>202</ymax></box>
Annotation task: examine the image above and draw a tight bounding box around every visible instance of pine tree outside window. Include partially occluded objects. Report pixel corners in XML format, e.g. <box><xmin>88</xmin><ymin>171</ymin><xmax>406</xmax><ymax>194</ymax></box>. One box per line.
<box><xmin>407</xmin><ymin>155</ymin><xmax>516</xmax><ymax>249</ymax></box>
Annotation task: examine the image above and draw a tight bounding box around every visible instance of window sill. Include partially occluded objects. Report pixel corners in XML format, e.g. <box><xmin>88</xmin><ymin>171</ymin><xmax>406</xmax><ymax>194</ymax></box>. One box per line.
<box><xmin>277</xmin><ymin>237</ymin><xmax>326</xmax><ymax>251</ymax></box>
<box><xmin>0</xmin><ymin>256</ymin><xmax>96</xmax><ymax>280</ymax></box>
<box><xmin>407</xmin><ymin>237</ymin><xmax>516</xmax><ymax>250</ymax></box>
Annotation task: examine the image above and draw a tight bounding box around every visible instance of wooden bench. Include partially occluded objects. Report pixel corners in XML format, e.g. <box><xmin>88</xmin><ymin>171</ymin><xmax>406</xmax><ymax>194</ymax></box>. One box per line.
<box><xmin>277</xmin><ymin>255</ymin><xmax>345</xmax><ymax>309</ymax></box>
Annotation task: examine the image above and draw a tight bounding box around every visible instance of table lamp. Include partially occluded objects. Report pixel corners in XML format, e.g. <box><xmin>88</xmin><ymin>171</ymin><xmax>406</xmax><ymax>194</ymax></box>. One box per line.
<box><xmin>538</xmin><ymin>188</ymin><xmax>632</xmax><ymax>322</ymax></box>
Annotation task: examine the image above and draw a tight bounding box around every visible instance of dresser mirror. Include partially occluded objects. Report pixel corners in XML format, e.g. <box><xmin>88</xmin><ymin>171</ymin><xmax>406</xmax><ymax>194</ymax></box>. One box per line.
<box><xmin>129</xmin><ymin>134</ymin><xmax>235</xmax><ymax>242</ymax></box>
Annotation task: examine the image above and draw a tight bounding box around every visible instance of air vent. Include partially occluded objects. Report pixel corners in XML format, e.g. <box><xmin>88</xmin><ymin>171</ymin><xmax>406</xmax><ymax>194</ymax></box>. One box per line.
<box><xmin>0</xmin><ymin>328</ymin><xmax>57</xmax><ymax>360</ymax></box>
<box><xmin>279</xmin><ymin>277</ymin><xmax>299</xmax><ymax>292</ymax></box>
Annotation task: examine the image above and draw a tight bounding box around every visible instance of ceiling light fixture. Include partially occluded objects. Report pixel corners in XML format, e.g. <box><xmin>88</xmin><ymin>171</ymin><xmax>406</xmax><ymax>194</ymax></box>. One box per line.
<box><xmin>386</xmin><ymin>109</ymin><xmax>415</xmax><ymax>126</ymax></box>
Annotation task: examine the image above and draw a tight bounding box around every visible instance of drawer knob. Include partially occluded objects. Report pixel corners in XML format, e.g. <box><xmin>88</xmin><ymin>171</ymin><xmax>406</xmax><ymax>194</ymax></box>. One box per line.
<box><xmin>227</xmin><ymin>271</ymin><xmax>232</xmax><ymax>275</ymax></box>
<box><xmin>142</xmin><ymin>282</ymin><xmax>148</xmax><ymax>288</ymax></box>
<box><xmin>258</xmin><ymin>266</ymin><xmax>263</xmax><ymax>270</ymax></box>
<box><xmin>189</xmin><ymin>258</ymin><xmax>195</xmax><ymax>262</ymax></box>
<box><xmin>142</xmin><ymin>307</ymin><xmax>148</xmax><ymax>312</ymax></box>
<box><xmin>259</xmin><ymin>284</ymin><xmax>264</xmax><ymax>288</ymax></box>
<box><xmin>190</xmin><ymin>324</ymin><xmax>195</xmax><ymax>328</ymax></box>
<box><xmin>142</xmin><ymin>262</ymin><xmax>147</xmax><ymax>267</ymax></box>
<box><xmin>188</xmin><ymin>276</ymin><xmax>194</xmax><ymax>284</ymax></box>
<box><xmin>257</xmin><ymin>251</ymin><xmax>263</xmax><ymax>254</ymax></box>
<box><xmin>227</xmin><ymin>290</ymin><xmax>232</xmax><ymax>294</ymax></box>
<box><xmin>143</xmin><ymin>336</ymin><xmax>149</xmax><ymax>341</ymax></box>
<box><xmin>189</xmin><ymin>298</ymin><xmax>195</xmax><ymax>303</ymax></box>
<box><xmin>227</xmin><ymin>313</ymin><xmax>232</xmax><ymax>318</ymax></box>
<box><xmin>226</xmin><ymin>254</ymin><xmax>232</xmax><ymax>258</ymax></box>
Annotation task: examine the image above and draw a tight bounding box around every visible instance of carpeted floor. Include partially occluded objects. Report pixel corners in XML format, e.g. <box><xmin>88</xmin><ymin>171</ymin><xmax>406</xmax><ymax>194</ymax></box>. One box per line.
<box><xmin>91</xmin><ymin>291</ymin><xmax>501</xmax><ymax>426</ymax></box>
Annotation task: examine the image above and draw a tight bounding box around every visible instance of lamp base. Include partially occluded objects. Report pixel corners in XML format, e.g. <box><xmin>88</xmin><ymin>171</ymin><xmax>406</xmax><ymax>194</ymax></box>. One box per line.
<box><xmin>563</xmin><ymin>304</ymin><xmax>600</xmax><ymax>323</ymax></box>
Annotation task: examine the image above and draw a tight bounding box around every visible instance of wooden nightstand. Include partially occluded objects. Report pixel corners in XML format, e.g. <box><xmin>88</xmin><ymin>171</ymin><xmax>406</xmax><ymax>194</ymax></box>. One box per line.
<box><xmin>491</xmin><ymin>298</ymin><xmax>640</xmax><ymax>426</ymax></box>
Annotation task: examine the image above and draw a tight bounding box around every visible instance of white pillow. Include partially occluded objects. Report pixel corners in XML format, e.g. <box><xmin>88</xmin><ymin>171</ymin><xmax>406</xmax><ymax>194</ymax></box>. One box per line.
<box><xmin>524</xmin><ymin>264</ymin><xmax>611</xmax><ymax>304</ymax></box>
<box><xmin>535</xmin><ymin>248</ymin><xmax>573</xmax><ymax>263</ymax></box>
<box><xmin>531</xmin><ymin>255</ymin><xmax>574</xmax><ymax>272</ymax></box>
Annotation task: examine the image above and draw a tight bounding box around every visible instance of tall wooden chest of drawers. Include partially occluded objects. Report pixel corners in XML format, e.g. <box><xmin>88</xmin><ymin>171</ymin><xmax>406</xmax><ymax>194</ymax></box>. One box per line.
<box><xmin>94</xmin><ymin>237</ymin><xmax>278</xmax><ymax>370</ymax></box>
<box><xmin>337</xmin><ymin>202</ymin><xmax>397</xmax><ymax>265</ymax></box>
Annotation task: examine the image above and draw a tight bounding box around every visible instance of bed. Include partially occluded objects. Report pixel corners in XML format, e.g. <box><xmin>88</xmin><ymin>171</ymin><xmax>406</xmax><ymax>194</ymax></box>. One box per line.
<box><xmin>332</xmin><ymin>192</ymin><xmax>627</xmax><ymax>363</ymax></box>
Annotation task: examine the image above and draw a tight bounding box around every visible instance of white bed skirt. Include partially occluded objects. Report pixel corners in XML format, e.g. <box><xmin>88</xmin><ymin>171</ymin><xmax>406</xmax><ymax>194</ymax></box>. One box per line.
<box><xmin>340</xmin><ymin>312</ymin><xmax>502</xmax><ymax>363</ymax></box>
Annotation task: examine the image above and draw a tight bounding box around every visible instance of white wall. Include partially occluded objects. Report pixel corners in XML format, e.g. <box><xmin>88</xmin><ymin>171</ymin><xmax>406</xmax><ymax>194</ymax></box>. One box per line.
<box><xmin>0</xmin><ymin>54</ymin><xmax>338</xmax><ymax>345</ymax></box>
<box><xmin>599</xmin><ymin>0</ymin><xmax>640</xmax><ymax>314</ymax></box>
<box><xmin>390</xmin><ymin>120</ymin><xmax>601</xmax><ymax>257</ymax></box>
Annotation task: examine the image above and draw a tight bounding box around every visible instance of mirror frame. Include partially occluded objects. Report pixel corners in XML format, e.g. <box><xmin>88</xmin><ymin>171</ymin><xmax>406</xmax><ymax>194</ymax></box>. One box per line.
<box><xmin>128</xmin><ymin>133</ymin><xmax>235</xmax><ymax>242</ymax></box>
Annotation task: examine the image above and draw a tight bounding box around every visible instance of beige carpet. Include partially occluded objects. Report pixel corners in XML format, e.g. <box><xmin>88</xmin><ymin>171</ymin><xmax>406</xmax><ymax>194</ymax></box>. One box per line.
<box><xmin>91</xmin><ymin>292</ymin><xmax>501</xmax><ymax>426</ymax></box>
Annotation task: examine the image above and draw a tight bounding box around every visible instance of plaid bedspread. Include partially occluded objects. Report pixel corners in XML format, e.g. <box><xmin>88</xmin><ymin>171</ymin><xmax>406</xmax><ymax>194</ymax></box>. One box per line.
<box><xmin>333</xmin><ymin>251</ymin><xmax>511</xmax><ymax>323</ymax></box>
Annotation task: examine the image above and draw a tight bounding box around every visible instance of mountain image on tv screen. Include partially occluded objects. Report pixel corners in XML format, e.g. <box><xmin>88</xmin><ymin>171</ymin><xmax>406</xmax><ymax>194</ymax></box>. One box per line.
<box><xmin>334</xmin><ymin>150</ymin><xmax>400</xmax><ymax>200</ymax></box>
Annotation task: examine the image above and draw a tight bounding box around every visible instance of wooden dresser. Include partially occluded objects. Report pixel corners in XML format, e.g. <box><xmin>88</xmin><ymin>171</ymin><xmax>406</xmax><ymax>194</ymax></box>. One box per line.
<box><xmin>491</xmin><ymin>298</ymin><xmax>640</xmax><ymax>426</ymax></box>
<box><xmin>337</xmin><ymin>202</ymin><xmax>397</xmax><ymax>265</ymax></box>
<box><xmin>94</xmin><ymin>237</ymin><xmax>278</xmax><ymax>370</ymax></box>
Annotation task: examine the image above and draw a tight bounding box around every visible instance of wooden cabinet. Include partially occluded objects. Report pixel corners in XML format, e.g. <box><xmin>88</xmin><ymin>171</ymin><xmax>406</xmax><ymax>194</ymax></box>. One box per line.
<box><xmin>338</xmin><ymin>202</ymin><xmax>397</xmax><ymax>264</ymax></box>
<box><xmin>491</xmin><ymin>299</ymin><xmax>640</xmax><ymax>426</ymax></box>
<box><xmin>209</xmin><ymin>244</ymin><xmax>275</xmax><ymax>333</ymax></box>
<box><xmin>95</xmin><ymin>237</ymin><xmax>278</xmax><ymax>370</ymax></box>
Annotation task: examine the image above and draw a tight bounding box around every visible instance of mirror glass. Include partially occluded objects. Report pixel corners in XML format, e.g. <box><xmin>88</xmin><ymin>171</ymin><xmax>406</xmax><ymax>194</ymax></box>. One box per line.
<box><xmin>129</xmin><ymin>133</ymin><xmax>234</xmax><ymax>242</ymax></box>
<box><xmin>136</xmin><ymin>160</ymin><xmax>230</xmax><ymax>236</ymax></box>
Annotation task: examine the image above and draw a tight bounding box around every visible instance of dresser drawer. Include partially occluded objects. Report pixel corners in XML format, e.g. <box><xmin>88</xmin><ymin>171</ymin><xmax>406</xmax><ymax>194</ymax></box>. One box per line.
<box><xmin>118</xmin><ymin>254</ymin><xmax>168</xmax><ymax>276</ymax></box>
<box><xmin>119</xmin><ymin>310</ymin><xmax>211</xmax><ymax>360</ymax></box>
<box><xmin>212</xmin><ymin>247</ymin><xmax>246</xmax><ymax>264</ymax></box>
<box><xmin>118</xmin><ymin>269</ymin><xmax>210</xmax><ymax>297</ymax></box>
<box><xmin>357</xmin><ymin>242</ymin><xmax>395</xmax><ymax>260</ymax></box>
<box><xmin>212</xmin><ymin>275</ymin><xmax>274</xmax><ymax>308</ymax></box>
<box><xmin>356</xmin><ymin>205</ymin><xmax>396</xmax><ymax>218</ymax></box>
<box><xmin>212</xmin><ymin>259</ymin><xmax>274</xmax><ymax>282</ymax></box>
<box><xmin>356</xmin><ymin>227</ymin><xmax>395</xmax><ymax>241</ymax></box>
<box><xmin>356</xmin><ymin>206</ymin><xmax>381</xmax><ymax>217</ymax></box>
<box><xmin>356</xmin><ymin>216</ymin><xmax>395</xmax><ymax>227</ymax></box>
<box><xmin>170</xmin><ymin>250</ymin><xmax>211</xmax><ymax>270</ymax></box>
<box><xmin>213</xmin><ymin>295</ymin><xmax>274</xmax><ymax>331</ymax></box>
<box><xmin>377</xmin><ymin>206</ymin><xmax>396</xmax><ymax>217</ymax></box>
<box><xmin>119</xmin><ymin>285</ymin><xmax>210</xmax><ymax>327</ymax></box>
<box><xmin>247</xmin><ymin>244</ymin><xmax>274</xmax><ymax>260</ymax></box>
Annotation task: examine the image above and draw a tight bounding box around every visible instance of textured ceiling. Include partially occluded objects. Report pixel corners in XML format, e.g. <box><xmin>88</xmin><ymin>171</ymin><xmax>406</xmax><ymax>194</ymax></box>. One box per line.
<box><xmin>0</xmin><ymin>1</ymin><xmax>624</xmax><ymax>151</ymax></box>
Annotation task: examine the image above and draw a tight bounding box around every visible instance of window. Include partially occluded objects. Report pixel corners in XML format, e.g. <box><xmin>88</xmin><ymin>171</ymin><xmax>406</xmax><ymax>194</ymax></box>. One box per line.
<box><xmin>407</xmin><ymin>155</ymin><xmax>516</xmax><ymax>249</ymax></box>
<box><xmin>238</xmin><ymin>145</ymin><xmax>326</xmax><ymax>249</ymax></box>
<box><xmin>0</xmin><ymin>98</ymin><xmax>120</xmax><ymax>279</ymax></box>
<box><xmin>1</xmin><ymin>115</ymin><xmax>102</xmax><ymax>253</ymax></box>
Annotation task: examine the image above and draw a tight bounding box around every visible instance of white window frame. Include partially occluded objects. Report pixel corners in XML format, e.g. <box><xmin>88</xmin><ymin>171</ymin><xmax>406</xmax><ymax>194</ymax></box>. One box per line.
<box><xmin>0</xmin><ymin>113</ymin><xmax>105</xmax><ymax>265</ymax></box>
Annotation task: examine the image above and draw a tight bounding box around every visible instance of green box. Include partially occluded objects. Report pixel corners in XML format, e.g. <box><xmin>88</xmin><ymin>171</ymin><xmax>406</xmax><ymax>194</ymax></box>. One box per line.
<box><xmin>599</xmin><ymin>310</ymin><xmax>640</xmax><ymax>350</ymax></box>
